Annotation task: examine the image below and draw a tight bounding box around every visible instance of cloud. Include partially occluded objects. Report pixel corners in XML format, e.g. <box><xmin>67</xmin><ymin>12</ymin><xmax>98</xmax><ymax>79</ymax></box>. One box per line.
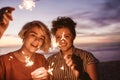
<box><xmin>3</xmin><ymin>34</ymin><xmax>18</xmax><ymax>37</ymax></box>
<box><xmin>65</xmin><ymin>0</ymin><xmax>120</xmax><ymax>26</ymax></box>
<box><xmin>92</xmin><ymin>0</ymin><xmax>120</xmax><ymax>25</ymax></box>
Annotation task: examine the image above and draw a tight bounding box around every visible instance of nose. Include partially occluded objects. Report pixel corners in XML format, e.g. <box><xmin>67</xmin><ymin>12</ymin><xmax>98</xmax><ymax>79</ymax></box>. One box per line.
<box><xmin>61</xmin><ymin>35</ymin><xmax>66</xmax><ymax>41</ymax></box>
<box><xmin>61</xmin><ymin>39</ymin><xmax>65</xmax><ymax>43</ymax></box>
<box><xmin>61</xmin><ymin>37</ymin><xmax>65</xmax><ymax>40</ymax></box>
<box><xmin>35</xmin><ymin>37</ymin><xmax>39</xmax><ymax>41</ymax></box>
<box><xmin>34</xmin><ymin>37</ymin><xmax>42</xmax><ymax>43</ymax></box>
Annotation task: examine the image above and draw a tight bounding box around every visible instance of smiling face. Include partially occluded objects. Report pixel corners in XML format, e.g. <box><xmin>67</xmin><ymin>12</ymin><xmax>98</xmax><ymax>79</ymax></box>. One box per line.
<box><xmin>55</xmin><ymin>27</ymin><xmax>74</xmax><ymax>53</ymax></box>
<box><xmin>22</xmin><ymin>26</ymin><xmax>45</xmax><ymax>53</ymax></box>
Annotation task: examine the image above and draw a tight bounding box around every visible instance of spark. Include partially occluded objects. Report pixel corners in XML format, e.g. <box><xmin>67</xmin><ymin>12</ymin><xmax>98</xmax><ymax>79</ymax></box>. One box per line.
<box><xmin>18</xmin><ymin>0</ymin><xmax>36</xmax><ymax>11</ymax></box>
<box><xmin>21</xmin><ymin>51</ymin><xmax>34</xmax><ymax>67</ymax></box>
<box><xmin>9</xmin><ymin>56</ymin><xmax>13</xmax><ymax>60</ymax></box>
<box><xmin>50</xmin><ymin>32</ymin><xmax>66</xmax><ymax>51</ymax></box>
<box><xmin>47</xmin><ymin>62</ymin><xmax>55</xmax><ymax>75</ymax></box>
<box><xmin>48</xmin><ymin>67</ymin><xmax>53</xmax><ymax>75</ymax></box>
<box><xmin>60</xmin><ymin>65</ymin><xmax>64</xmax><ymax>70</ymax></box>
<box><xmin>51</xmin><ymin>36</ymin><xmax>59</xmax><ymax>50</ymax></box>
<box><xmin>47</xmin><ymin>58</ymin><xmax>65</xmax><ymax>76</ymax></box>
<box><xmin>51</xmin><ymin>62</ymin><xmax>54</xmax><ymax>66</ymax></box>
<box><xmin>25</xmin><ymin>56</ymin><xmax>34</xmax><ymax>67</ymax></box>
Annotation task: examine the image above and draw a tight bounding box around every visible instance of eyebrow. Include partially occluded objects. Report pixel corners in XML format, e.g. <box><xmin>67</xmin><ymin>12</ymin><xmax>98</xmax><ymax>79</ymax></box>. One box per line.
<box><xmin>28</xmin><ymin>31</ymin><xmax>45</xmax><ymax>38</ymax></box>
<box><xmin>56</xmin><ymin>33</ymin><xmax>71</xmax><ymax>36</ymax></box>
<box><xmin>28</xmin><ymin>31</ymin><xmax>37</xmax><ymax>34</ymax></box>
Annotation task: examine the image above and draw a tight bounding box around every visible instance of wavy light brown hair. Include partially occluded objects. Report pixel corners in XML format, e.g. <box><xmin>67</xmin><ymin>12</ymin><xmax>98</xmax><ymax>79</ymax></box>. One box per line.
<box><xmin>18</xmin><ymin>20</ymin><xmax>51</xmax><ymax>53</ymax></box>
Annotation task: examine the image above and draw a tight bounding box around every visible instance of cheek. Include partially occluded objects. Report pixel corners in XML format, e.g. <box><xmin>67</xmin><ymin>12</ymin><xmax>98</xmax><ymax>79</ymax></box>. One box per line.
<box><xmin>67</xmin><ymin>38</ymin><xmax>74</xmax><ymax>45</ymax></box>
<box><xmin>23</xmin><ymin>36</ymin><xmax>33</xmax><ymax>44</ymax></box>
<box><xmin>38</xmin><ymin>40</ymin><xmax>44</xmax><ymax>47</ymax></box>
<box><xmin>56</xmin><ymin>38</ymin><xmax>60</xmax><ymax>43</ymax></box>
<box><xmin>39</xmin><ymin>41</ymin><xmax>43</xmax><ymax>46</ymax></box>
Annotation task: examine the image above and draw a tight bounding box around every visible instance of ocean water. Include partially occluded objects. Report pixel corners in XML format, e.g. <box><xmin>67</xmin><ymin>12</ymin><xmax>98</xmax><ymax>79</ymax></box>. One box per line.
<box><xmin>75</xmin><ymin>43</ymin><xmax>120</xmax><ymax>62</ymax></box>
<box><xmin>0</xmin><ymin>43</ymin><xmax>120</xmax><ymax>62</ymax></box>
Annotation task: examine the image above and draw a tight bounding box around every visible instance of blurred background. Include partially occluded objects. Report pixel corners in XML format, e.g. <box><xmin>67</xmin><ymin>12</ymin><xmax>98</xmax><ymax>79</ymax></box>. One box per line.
<box><xmin>0</xmin><ymin>0</ymin><xmax>120</xmax><ymax>62</ymax></box>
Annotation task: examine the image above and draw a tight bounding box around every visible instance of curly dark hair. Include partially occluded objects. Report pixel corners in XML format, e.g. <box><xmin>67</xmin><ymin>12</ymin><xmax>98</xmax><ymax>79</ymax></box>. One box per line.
<box><xmin>51</xmin><ymin>16</ymin><xmax>77</xmax><ymax>38</ymax></box>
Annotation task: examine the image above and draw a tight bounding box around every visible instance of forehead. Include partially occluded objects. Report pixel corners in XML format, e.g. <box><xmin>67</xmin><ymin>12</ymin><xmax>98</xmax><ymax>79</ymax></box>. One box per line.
<box><xmin>27</xmin><ymin>26</ymin><xmax>44</xmax><ymax>35</ymax></box>
<box><xmin>56</xmin><ymin>27</ymin><xmax>71</xmax><ymax>35</ymax></box>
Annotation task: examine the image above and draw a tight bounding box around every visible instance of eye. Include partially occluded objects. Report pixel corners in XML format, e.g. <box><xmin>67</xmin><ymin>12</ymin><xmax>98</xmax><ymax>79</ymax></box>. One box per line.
<box><xmin>65</xmin><ymin>35</ymin><xmax>69</xmax><ymax>37</ymax></box>
<box><xmin>56</xmin><ymin>36</ymin><xmax>61</xmax><ymax>39</ymax></box>
<box><xmin>29</xmin><ymin>33</ymin><xmax>36</xmax><ymax>38</ymax></box>
<box><xmin>39</xmin><ymin>37</ymin><xmax>44</xmax><ymax>41</ymax></box>
<box><xmin>65</xmin><ymin>35</ymin><xmax>70</xmax><ymax>38</ymax></box>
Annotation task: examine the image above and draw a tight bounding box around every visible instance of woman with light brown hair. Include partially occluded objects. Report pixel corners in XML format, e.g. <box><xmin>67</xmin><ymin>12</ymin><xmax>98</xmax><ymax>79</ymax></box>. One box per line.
<box><xmin>0</xmin><ymin>20</ymin><xmax>51</xmax><ymax>80</ymax></box>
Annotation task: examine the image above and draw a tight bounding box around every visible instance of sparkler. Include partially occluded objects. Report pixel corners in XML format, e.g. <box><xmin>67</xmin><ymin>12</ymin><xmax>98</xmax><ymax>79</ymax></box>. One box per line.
<box><xmin>19</xmin><ymin>0</ymin><xmax>37</xmax><ymax>11</ymax></box>
<box><xmin>50</xmin><ymin>36</ymin><xmax>59</xmax><ymax>51</ymax></box>
<box><xmin>47</xmin><ymin>57</ymin><xmax>65</xmax><ymax>76</ymax></box>
<box><xmin>60</xmin><ymin>65</ymin><xmax>64</xmax><ymax>70</ymax></box>
<box><xmin>25</xmin><ymin>56</ymin><xmax>34</xmax><ymax>66</ymax></box>
<box><xmin>48</xmin><ymin>63</ymin><xmax>65</xmax><ymax>76</ymax></box>
<box><xmin>9</xmin><ymin>56</ymin><xmax>13</xmax><ymax>60</ymax></box>
<box><xmin>50</xmin><ymin>32</ymin><xmax>66</xmax><ymax>51</ymax></box>
<box><xmin>21</xmin><ymin>51</ymin><xmax>34</xmax><ymax>67</ymax></box>
<box><xmin>48</xmin><ymin>32</ymin><xmax>66</xmax><ymax>75</ymax></box>
<box><xmin>48</xmin><ymin>67</ymin><xmax>53</xmax><ymax>75</ymax></box>
<box><xmin>48</xmin><ymin>62</ymin><xmax>54</xmax><ymax>75</ymax></box>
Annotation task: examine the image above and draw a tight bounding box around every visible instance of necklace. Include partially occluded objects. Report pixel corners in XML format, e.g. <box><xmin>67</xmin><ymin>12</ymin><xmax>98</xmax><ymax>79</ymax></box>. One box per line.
<box><xmin>21</xmin><ymin>50</ymin><xmax>34</xmax><ymax>67</ymax></box>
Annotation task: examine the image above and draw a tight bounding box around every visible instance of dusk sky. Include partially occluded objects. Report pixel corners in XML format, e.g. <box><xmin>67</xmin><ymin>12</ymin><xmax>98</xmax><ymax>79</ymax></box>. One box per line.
<box><xmin>0</xmin><ymin>0</ymin><xmax>120</xmax><ymax>47</ymax></box>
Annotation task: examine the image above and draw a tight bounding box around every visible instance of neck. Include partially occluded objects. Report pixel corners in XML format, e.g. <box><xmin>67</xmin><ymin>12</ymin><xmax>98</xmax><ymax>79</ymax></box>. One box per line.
<box><xmin>61</xmin><ymin>46</ymin><xmax>74</xmax><ymax>56</ymax></box>
<box><xmin>17</xmin><ymin>49</ymin><xmax>35</xmax><ymax>67</ymax></box>
<box><xmin>19</xmin><ymin>48</ymin><xmax>33</xmax><ymax>57</ymax></box>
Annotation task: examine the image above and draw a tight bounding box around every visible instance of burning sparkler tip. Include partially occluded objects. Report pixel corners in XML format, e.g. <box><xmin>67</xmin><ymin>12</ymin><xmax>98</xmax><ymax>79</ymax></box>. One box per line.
<box><xmin>19</xmin><ymin>0</ymin><xmax>37</xmax><ymax>11</ymax></box>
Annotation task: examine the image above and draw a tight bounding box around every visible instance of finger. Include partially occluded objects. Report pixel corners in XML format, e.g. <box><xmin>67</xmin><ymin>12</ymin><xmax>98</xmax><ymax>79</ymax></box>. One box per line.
<box><xmin>6</xmin><ymin>12</ymin><xmax>13</xmax><ymax>21</ymax></box>
<box><xmin>31</xmin><ymin>71</ymin><xmax>48</xmax><ymax>79</ymax></box>
<box><xmin>3</xmin><ymin>14</ymin><xmax>10</xmax><ymax>25</ymax></box>
<box><xmin>31</xmin><ymin>67</ymin><xmax>45</xmax><ymax>75</ymax></box>
<box><xmin>66</xmin><ymin>59</ymin><xmax>72</xmax><ymax>66</ymax></box>
<box><xmin>34</xmin><ymin>72</ymin><xmax>48</xmax><ymax>79</ymax></box>
<box><xmin>63</xmin><ymin>55</ymin><xmax>67</xmax><ymax>60</ymax></box>
<box><xmin>32</xmin><ymin>69</ymin><xmax>47</xmax><ymax>76</ymax></box>
<box><xmin>64</xmin><ymin>54</ymin><xmax>71</xmax><ymax>60</ymax></box>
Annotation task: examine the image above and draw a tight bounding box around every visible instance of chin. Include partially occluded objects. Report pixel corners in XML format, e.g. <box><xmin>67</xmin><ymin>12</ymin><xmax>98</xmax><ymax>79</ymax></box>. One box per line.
<box><xmin>30</xmin><ymin>49</ymin><xmax>37</xmax><ymax>53</ymax></box>
<box><xmin>60</xmin><ymin>48</ymin><xmax>68</xmax><ymax>52</ymax></box>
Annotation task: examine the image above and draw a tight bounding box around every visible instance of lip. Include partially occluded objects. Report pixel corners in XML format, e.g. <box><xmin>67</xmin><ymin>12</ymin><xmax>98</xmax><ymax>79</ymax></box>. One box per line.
<box><xmin>31</xmin><ymin>44</ymin><xmax>38</xmax><ymax>49</ymax></box>
<box><xmin>59</xmin><ymin>43</ymin><xmax>66</xmax><ymax>47</ymax></box>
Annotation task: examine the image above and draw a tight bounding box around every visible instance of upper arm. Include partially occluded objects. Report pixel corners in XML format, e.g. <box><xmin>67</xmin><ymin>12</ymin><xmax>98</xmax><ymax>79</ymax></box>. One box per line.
<box><xmin>0</xmin><ymin>57</ymin><xmax>5</xmax><ymax>80</ymax></box>
<box><xmin>86</xmin><ymin>63</ymin><xmax>99</xmax><ymax>80</ymax></box>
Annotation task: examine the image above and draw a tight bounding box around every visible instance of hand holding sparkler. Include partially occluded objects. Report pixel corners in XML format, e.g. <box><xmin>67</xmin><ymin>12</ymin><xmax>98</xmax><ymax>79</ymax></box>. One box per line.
<box><xmin>0</xmin><ymin>6</ymin><xmax>15</xmax><ymax>25</ymax></box>
<box><xmin>64</xmin><ymin>54</ymin><xmax>79</xmax><ymax>78</ymax></box>
<box><xmin>31</xmin><ymin>67</ymin><xmax>48</xmax><ymax>80</ymax></box>
<box><xmin>0</xmin><ymin>6</ymin><xmax>15</xmax><ymax>38</ymax></box>
<box><xmin>71</xmin><ymin>54</ymin><xmax>87</xmax><ymax>79</ymax></box>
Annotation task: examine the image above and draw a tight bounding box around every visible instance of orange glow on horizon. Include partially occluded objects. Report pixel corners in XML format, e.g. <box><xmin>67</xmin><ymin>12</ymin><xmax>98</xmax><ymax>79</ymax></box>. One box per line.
<box><xmin>0</xmin><ymin>36</ymin><xmax>22</xmax><ymax>47</ymax></box>
<box><xmin>0</xmin><ymin>35</ymin><xmax>119</xmax><ymax>47</ymax></box>
<box><xmin>74</xmin><ymin>36</ymin><xmax>117</xmax><ymax>44</ymax></box>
